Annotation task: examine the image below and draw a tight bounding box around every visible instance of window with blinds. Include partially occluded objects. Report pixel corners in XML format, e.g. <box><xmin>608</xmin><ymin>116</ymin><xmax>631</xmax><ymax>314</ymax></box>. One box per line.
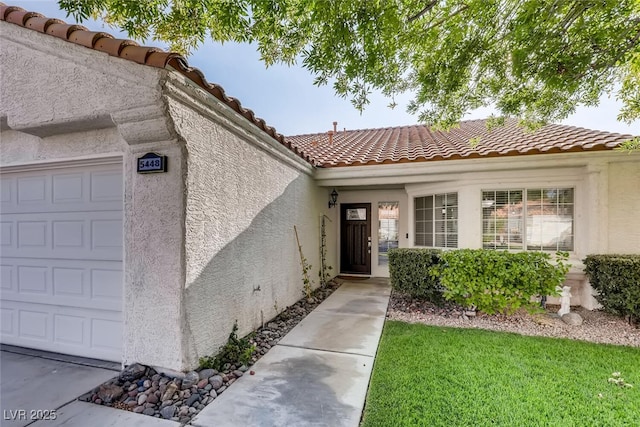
<box><xmin>415</xmin><ymin>193</ymin><xmax>458</xmax><ymax>248</ymax></box>
<box><xmin>482</xmin><ymin>188</ymin><xmax>574</xmax><ymax>251</ymax></box>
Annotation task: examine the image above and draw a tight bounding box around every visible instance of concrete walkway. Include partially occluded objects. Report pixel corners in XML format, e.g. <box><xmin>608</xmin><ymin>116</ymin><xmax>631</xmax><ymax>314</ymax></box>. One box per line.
<box><xmin>191</xmin><ymin>277</ymin><xmax>391</xmax><ymax>427</ymax></box>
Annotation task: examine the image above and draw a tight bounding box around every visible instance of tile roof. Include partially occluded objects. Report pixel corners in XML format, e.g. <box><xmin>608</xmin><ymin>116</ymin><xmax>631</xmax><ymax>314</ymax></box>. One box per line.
<box><xmin>0</xmin><ymin>3</ymin><xmax>314</xmax><ymax>165</ymax></box>
<box><xmin>286</xmin><ymin>119</ymin><xmax>635</xmax><ymax>167</ymax></box>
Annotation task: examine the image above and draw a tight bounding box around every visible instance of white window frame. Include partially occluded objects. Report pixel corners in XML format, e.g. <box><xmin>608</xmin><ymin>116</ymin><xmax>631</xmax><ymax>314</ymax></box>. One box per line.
<box><xmin>481</xmin><ymin>187</ymin><xmax>575</xmax><ymax>252</ymax></box>
<box><xmin>414</xmin><ymin>192</ymin><xmax>458</xmax><ymax>248</ymax></box>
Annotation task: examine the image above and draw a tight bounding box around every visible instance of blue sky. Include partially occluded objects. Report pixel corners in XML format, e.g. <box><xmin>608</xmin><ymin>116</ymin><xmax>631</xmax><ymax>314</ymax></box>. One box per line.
<box><xmin>11</xmin><ymin>1</ymin><xmax>639</xmax><ymax>136</ymax></box>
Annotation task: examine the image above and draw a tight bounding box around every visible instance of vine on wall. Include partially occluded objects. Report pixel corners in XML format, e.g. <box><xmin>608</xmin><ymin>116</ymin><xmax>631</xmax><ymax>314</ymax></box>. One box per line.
<box><xmin>319</xmin><ymin>215</ymin><xmax>333</xmax><ymax>287</ymax></box>
<box><xmin>294</xmin><ymin>225</ymin><xmax>314</xmax><ymax>300</ymax></box>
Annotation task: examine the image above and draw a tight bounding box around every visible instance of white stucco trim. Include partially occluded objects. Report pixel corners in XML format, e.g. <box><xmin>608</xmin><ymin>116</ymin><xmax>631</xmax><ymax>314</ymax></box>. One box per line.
<box><xmin>0</xmin><ymin>154</ymin><xmax>123</xmax><ymax>172</ymax></box>
<box><xmin>314</xmin><ymin>150</ymin><xmax>639</xmax><ymax>186</ymax></box>
<box><xmin>162</xmin><ymin>71</ymin><xmax>315</xmax><ymax>175</ymax></box>
<box><xmin>111</xmin><ymin>104</ymin><xmax>179</xmax><ymax>146</ymax></box>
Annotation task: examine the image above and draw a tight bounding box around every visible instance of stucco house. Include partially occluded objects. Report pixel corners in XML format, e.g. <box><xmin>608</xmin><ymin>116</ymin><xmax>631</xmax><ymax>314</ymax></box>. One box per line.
<box><xmin>1</xmin><ymin>4</ymin><xmax>639</xmax><ymax>373</ymax></box>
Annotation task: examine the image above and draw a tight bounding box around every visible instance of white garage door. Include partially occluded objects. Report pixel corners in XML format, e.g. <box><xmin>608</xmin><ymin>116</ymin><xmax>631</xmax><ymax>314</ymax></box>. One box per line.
<box><xmin>0</xmin><ymin>161</ymin><xmax>123</xmax><ymax>361</ymax></box>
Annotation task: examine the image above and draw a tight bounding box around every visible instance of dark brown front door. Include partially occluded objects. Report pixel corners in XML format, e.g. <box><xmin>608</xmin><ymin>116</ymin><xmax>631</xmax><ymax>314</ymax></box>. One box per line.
<box><xmin>340</xmin><ymin>203</ymin><xmax>371</xmax><ymax>274</ymax></box>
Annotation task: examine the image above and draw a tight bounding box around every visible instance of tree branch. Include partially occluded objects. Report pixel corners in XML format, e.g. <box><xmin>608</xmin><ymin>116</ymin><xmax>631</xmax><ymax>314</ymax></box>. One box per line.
<box><xmin>423</xmin><ymin>5</ymin><xmax>469</xmax><ymax>33</ymax></box>
<box><xmin>407</xmin><ymin>1</ymin><xmax>438</xmax><ymax>23</ymax></box>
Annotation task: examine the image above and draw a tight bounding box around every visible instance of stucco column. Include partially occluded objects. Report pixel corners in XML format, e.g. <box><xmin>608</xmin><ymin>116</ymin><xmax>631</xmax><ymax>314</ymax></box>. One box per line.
<box><xmin>583</xmin><ymin>161</ymin><xmax>609</xmax><ymax>310</ymax></box>
<box><xmin>113</xmin><ymin>104</ymin><xmax>189</xmax><ymax>371</ymax></box>
<box><xmin>586</xmin><ymin>162</ymin><xmax>609</xmax><ymax>254</ymax></box>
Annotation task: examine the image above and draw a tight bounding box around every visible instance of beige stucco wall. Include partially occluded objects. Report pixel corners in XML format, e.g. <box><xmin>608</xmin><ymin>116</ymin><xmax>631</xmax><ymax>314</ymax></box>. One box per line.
<box><xmin>0</xmin><ymin>21</ymin><xmax>162</xmax><ymax>139</ymax></box>
<box><xmin>1</xmin><ymin>21</ymin><xmax>189</xmax><ymax>370</ymax></box>
<box><xmin>608</xmin><ymin>160</ymin><xmax>640</xmax><ymax>253</ymax></box>
<box><xmin>163</xmin><ymin>73</ymin><xmax>327</xmax><ymax>369</ymax></box>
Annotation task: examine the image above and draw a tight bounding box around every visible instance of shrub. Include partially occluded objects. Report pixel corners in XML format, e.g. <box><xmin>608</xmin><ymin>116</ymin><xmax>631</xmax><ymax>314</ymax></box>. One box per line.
<box><xmin>584</xmin><ymin>255</ymin><xmax>640</xmax><ymax>324</ymax></box>
<box><xmin>434</xmin><ymin>249</ymin><xmax>569</xmax><ymax>314</ymax></box>
<box><xmin>199</xmin><ymin>321</ymin><xmax>255</xmax><ymax>371</ymax></box>
<box><xmin>388</xmin><ymin>248</ymin><xmax>443</xmax><ymax>303</ymax></box>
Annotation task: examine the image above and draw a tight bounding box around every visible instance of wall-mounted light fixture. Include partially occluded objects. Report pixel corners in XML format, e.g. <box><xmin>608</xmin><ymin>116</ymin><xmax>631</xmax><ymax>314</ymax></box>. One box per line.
<box><xmin>328</xmin><ymin>188</ymin><xmax>339</xmax><ymax>208</ymax></box>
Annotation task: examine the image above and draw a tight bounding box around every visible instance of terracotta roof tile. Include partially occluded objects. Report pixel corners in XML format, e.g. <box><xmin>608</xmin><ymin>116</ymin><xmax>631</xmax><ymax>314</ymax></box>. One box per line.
<box><xmin>0</xmin><ymin>3</ymin><xmax>314</xmax><ymax>165</ymax></box>
<box><xmin>68</xmin><ymin>30</ymin><xmax>113</xmax><ymax>48</ymax></box>
<box><xmin>286</xmin><ymin>119</ymin><xmax>635</xmax><ymax>167</ymax></box>
<box><xmin>46</xmin><ymin>23</ymin><xmax>88</xmax><ymax>39</ymax></box>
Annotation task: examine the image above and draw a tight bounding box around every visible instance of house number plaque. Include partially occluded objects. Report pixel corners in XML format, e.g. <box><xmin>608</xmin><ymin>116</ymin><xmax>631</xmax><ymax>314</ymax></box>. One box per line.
<box><xmin>137</xmin><ymin>152</ymin><xmax>167</xmax><ymax>174</ymax></box>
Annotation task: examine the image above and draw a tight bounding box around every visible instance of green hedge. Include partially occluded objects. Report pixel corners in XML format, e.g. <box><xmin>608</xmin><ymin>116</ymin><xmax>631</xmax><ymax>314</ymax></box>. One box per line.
<box><xmin>389</xmin><ymin>248</ymin><xmax>569</xmax><ymax>314</ymax></box>
<box><xmin>436</xmin><ymin>250</ymin><xmax>569</xmax><ymax>314</ymax></box>
<box><xmin>584</xmin><ymin>255</ymin><xmax>640</xmax><ymax>323</ymax></box>
<box><xmin>388</xmin><ymin>248</ymin><xmax>443</xmax><ymax>303</ymax></box>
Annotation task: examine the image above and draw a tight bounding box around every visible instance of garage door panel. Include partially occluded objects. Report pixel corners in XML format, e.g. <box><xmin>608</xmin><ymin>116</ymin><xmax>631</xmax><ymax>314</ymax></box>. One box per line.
<box><xmin>53</xmin><ymin>267</ymin><xmax>85</xmax><ymax>297</ymax></box>
<box><xmin>90</xmin><ymin>269</ymin><xmax>123</xmax><ymax>302</ymax></box>
<box><xmin>1</xmin><ymin>221</ymin><xmax>13</xmax><ymax>247</ymax></box>
<box><xmin>1</xmin><ymin>211</ymin><xmax>122</xmax><ymax>261</ymax></box>
<box><xmin>1</xmin><ymin>258</ymin><xmax>122</xmax><ymax>312</ymax></box>
<box><xmin>18</xmin><ymin>265</ymin><xmax>48</xmax><ymax>294</ymax></box>
<box><xmin>53</xmin><ymin>220</ymin><xmax>84</xmax><ymax>248</ymax></box>
<box><xmin>0</xmin><ymin>162</ymin><xmax>123</xmax><ymax>361</ymax></box>
<box><xmin>1</xmin><ymin>166</ymin><xmax>122</xmax><ymax>214</ymax></box>
<box><xmin>3</xmin><ymin>200</ymin><xmax>122</xmax><ymax>214</ymax></box>
<box><xmin>17</xmin><ymin>175</ymin><xmax>48</xmax><ymax>204</ymax></box>
<box><xmin>1</xmin><ymin>265</ymin><xmax>14</xmax><ymax>290</ymax></box>
<box><xmin>52</xmin><ymin>173</ymin><xmax>84</xmax><ymax>203</ymax></box>
<box><xmin>18</xmin><ymin>221</ymin><xmax>48</xmax><ymax>248</ymax></box>
<box><xmin>91</xmin><ymin>219</ymin><xmax>123</xmax><ymax>252</ymax></box>
<box><xmin>0</xmin><ymin>300</ymin><xmax>122</xmax><ymax>361</ymax></box>
<box><xmin>3</xmin><ymin>288</ymin><xmax>122</xmax><ymax>312</ymax></box>
<box><xmin>90</xmin><ymin>171</ymin><xmax>122</xmax><ymax>202</ymax></box>
<box><xmin>55</xmin><ymin>313</ymin><xmax>85</xmax><ymax>345</ymax></box>
<box><xmin>1</xmin><ymin>308</ymin><xmax>15</xmax><ymax>335</ymax></box>
<box><xmin>18</xmin><ymin>309</ymin><xmax>48</xmax><ymax>341</ymax></box>
<box><xmin>0</xmin><ymin>178</ymin><xmax>12</xmax><ymax>203</ymax></box>
<box><xmin>91</xmin><ymin>318</ymin><xmax>122</xmax><ymax>352</ymax></box>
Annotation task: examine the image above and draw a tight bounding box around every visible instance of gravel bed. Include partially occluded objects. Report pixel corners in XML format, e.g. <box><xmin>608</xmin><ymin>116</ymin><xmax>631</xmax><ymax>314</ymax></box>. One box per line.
<box><xmin>80</xmin><ymin>280</ymin><xmax>341</xmax><ymax>424</ymax></box>
<box><xmin>388</xmin><ymin>292</ymin><xmax>640</xmax><ymax>347</ymax></box>
<box><xmin>249</xmin><ymin>280</ymin><xmax>340</xmax><ymax>360</ymax></box>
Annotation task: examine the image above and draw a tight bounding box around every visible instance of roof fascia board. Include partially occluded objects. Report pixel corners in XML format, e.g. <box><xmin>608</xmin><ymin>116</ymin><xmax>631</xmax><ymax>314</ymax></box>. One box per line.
<box><xmin>314</xmin><ymin>150</ymin><xmax>639</xmax><ymax>187</ymax></box>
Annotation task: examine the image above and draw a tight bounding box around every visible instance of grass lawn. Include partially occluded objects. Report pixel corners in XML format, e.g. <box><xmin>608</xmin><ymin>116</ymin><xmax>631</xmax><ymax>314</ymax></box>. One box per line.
<box><xmin>362</xmin><ymin>321</ymin><xmax>640</xmax><ymax>427</ymax></box>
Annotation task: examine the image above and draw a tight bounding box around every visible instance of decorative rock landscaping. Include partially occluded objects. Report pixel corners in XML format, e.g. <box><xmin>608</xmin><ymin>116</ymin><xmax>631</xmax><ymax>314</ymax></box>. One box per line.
<box><xmin>79</xmin><ymin>280</ymin><xmax>340</xmax><ymax>423</ymax></box>
<box><xmin>79</xmin><ymin>363</ymin><xmax>227</xmax><ymax>423</ymax></box>
<box><xmin>389</xmin><ymin>291</ymin><xmax>640</xmax><ymax>347</ymax></box>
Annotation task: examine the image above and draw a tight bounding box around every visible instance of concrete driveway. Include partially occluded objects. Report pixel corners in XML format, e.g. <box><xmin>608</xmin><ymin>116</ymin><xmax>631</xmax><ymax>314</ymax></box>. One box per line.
<box><xmin>1</xmin><ymin>347</ymin><xmax>117</xmax><ymax>427</ymax></box>
<box><xmin>0</xmin><ymin>346</ymin><xmax>179</xmax><ymax>427</ymax></box>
